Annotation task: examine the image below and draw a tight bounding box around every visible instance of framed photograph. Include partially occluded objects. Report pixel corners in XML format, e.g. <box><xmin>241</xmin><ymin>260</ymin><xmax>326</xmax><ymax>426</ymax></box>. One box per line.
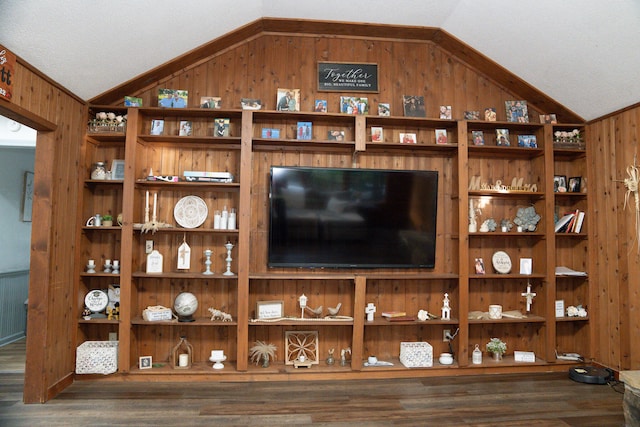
<box><xmin>540</xmin><ymin>114</ymin><xmax>557</xmax><ymax>124</ymax></box>
<box><xmin>124</xmin><ymin>96</ymin><xmax>142</xmax><ymax>107</ymax></box>
<box><xmin>139</xmin><ymin>356</ymin><xmax>152</xmax><ymax>370</ymax></box>
<box><xmin>435</xmin><ymin>129</ymin><xmax>448</xmax><ymax>144</ymax></box>
<box><xmin>158</xmin><ymin>89</ymin><xmax>188</xmax><ymax>108</ymax></box>
<box><xmin>297</xmin><ymin>122</ymin><xmax>312</xmax><ymax>140</ymax></box>
<box><xmin>200</xmin><ymin>96</ymin><xmax>221</xmax><ymax>109</ymax></box>
<box><xmin>472</xmin><ymin>131</ymin><xmax>485</xmax><ymax>146</ymax></box>
<box><xmin>474</xmin><ymin>258</ymin><xmax>485</xmax><ymax>275</ymax></box>
<box><xmin>439</xmin><ymin>105</ymin><xmax>452</xmax><ymax>119</ymax></box>
<box><xmin>465</xmin><ymin>110</ymin><xmax>480</xmax><ymax>120</ymax></box>
<box><xmin>214</xmin><ymin>118</ymin><xmax>230</xmax><ymax>137</ymax></box>
<box><xmin>241</xmin><ymin>98</ymin><xmax>262</xmax><ymax>110</ymax></box>
<box><xmin>568</xmin><ymin>176</ymin><xmax>582</xmax><ymax>193</ymax></box>
<box><xmin>340</xmin><ymin>96</ymin><xmax>369</xmax><ymax>115</ymax></box>
<box><xmin>179</xmin><ymin>120</ymin><xmax>192</xmax><ymax>136</ymax></box>
<box><xmin>327</xmin><ymin>130</ymin><xmax>345</xmax><ymax>141</ymax></box>
<box><xmin>519</xmin><ymin>258</ymin><xmax>532</xmax><ymax>275</ymax></box>
<box><xmin>111</xmin><ymin>160</ymin><xmax>125</xmax><ymax>180</ymax></box>
<box><xmin>554</xmin><ymin>175</ymin><xmax>567</xmax><ymax>192</ymax></box>
<box><xmin>399</xmin><ymin>133</ymin><xmax>417</xmax><ymax>144</ymax></box>
<box><xmin>22</xmin><ymin>171</ymin><xmax>34</xmax><ymax>222</ymax></box>
<box><xmin>371</xmin><ymin>126</ymin><xmax>383</xmax><ymax>142</ymax></box>
<box><xmin>261</xmin><ymin>128</ymin><xmax>280</xmax><ymax>139</ymax></box>
<box><xmin>378</xmin><ymin>103</ymin><xmax>390</xmax><ymax>116</ymax></box>
<box><xmin>484</xmin><ymin>107</ymin><xmax>497</xmax><ymax>121</ymax></box>
<box><xmin>505</xmin><ymin>100</ymin><xmax>529</xmax><ymax>123</ymax></box>
<box><xmin>402</xmin><ymin>95</ymin><xmax>425</xmax><ymax>117</ymax></box>
<box><xmin>555</xmin><ymin>300</ymin><xmax>565</xmax><ymax>318</ymax></box>
<box><xmin>314</xmin><ymin>99</ymin><xmax>327</xmax><ymax>113</ymax></box>
<box><xmin>276</xmin><ymin>88</ymin><xmax>300</xmax><ymax>111</ymax></box>
<box><xmin>150</xmin><ymin>119</ymin><xmax>164</xmax><ymax>135</ymax></box>
<box><xmin>517</xmin><ymin>135</ymin><xmax>537</xmax><ymax>148</ymax></box>
<box><xmin>256</xmin><ymin>300</ymin><xmax>284</xmax><ymax>320</ymax></box>
<box><xmin>496</xmin><ymin>129</ymin><xmax>510</xmax><ymax>146</ymax></box>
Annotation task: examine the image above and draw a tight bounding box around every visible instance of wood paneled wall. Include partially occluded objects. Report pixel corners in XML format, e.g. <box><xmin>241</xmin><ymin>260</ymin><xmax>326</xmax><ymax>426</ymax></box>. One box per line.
<box><xmin>587</xmin><ymin>105</ymin><xmax>640</xmax><ymax>371</ymax></box>
<box><xmin>0</xmin><ymin>55</ymin><xmax>85</xmax><ymax>403</ymax></box>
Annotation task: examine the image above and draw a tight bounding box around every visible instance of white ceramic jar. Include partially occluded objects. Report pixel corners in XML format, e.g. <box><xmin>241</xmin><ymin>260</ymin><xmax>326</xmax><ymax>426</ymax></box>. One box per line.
<box><xmin>439</xmin><ymin>352</ymin><xmax>453</xmax><ymax>365</ymax></box>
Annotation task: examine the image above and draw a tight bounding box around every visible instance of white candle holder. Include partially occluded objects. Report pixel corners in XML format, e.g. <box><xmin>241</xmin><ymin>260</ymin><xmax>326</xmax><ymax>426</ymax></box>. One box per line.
<box><xmin>103</xmin><ymin>260</ymin><xmax>112</xmax><ymax>273</ymax></box>
<box><xmin>203</xmin><ymin>249</ymin><xmax>214</xmax><ymax>275</ymax></box>
<box><xmin>111</xmin><ymin>260</ymin><xmax>120</xmax><ymax>275</ymax></box>
<box><xmin>86</xmin><ymin>260</ymin><xmax>96</xmax><ymax>274</ymax></box>
<box><xmin>209</xmin><ymin>350</ymin><xmax>226</xmax><ymax>370</ymax></box>
<box><xmin>223</xmin><ymin>242</ymin><xmax>234</xmax><ymax>276</ymax></box>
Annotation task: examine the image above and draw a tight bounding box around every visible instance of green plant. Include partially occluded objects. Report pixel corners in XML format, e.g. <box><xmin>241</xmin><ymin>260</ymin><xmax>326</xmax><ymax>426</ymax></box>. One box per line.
<box><xmin>486</xmin><ymin>338</ymin><xmax>507</xmax><ymax>354</ymax></box>
<box><xmin>102</xmin><ymin>214</ymin><xmax>113</xmax><ymax>221</ymax></box>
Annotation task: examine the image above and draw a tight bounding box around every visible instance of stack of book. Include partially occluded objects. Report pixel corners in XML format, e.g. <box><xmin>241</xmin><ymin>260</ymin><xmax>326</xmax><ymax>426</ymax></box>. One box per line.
<box><xmin>554</xmin><ymin>209</ymin><xmax>585</xmax><ymax>233</ymax></box>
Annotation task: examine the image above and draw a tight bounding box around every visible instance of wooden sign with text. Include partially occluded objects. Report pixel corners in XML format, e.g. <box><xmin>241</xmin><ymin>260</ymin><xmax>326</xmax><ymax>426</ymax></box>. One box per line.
<box><xmin>0</xmin><ymin>46</ymin><xmax>15</xmax><ymax>101</ymax></box>
<box><xmin>317</xmin><ymin>62</ymin><xmax>378</xmax><ymax>93</ymax></box>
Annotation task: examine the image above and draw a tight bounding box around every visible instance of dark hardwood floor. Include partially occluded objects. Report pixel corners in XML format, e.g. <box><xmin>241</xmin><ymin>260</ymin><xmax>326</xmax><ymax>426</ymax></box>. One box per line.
<box><xmin>0</xmin><ymin>339</ymin><xmax>626</xmax><ymax>426</ymax></box>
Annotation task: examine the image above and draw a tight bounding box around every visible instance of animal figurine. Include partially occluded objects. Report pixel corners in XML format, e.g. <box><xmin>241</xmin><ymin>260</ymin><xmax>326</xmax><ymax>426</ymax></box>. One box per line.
<box><xmin>208</xmin><ymin>307</ymin><xmax>233</xmax><ymax>322</ymax></box>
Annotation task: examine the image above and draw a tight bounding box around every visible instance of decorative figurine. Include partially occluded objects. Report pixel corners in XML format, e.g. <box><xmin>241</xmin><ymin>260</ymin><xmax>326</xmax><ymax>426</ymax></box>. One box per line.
<box><xmin>365</xmin><ymin>302</ymin><xmax>376</xmax><ymax>321</ymax></box>
<box><xmin>441</xmin><ymin>293</ymin><xmax>451</xmax><ymax>320</ymax></box>
<box><xmin>299</xmin><ymin>294</ymin><xmax>308</xmax><ymax>319</ymax></box>
<box><xmin>177</xmin><ymin>235</ymin><xmax>191</xmax><ymax>270</ymax></box>
<box><xmin>521</xmin><ymin>282</ymin><xmax>537</xmax><ymax>312</ymax></box>
<box><xmin>340</xmin><ymin>347</ymin><xmax>351</xmax><ymax>367</ymax></box>
<box><xmin>326</xmin><ymin>348</ymin><xmax>335</xmax><ymax>365</ymax></box>
<box><xmin>207</xmin><ymin>307</ymin><xmax>233</xmax><ymax>322</ymax></box>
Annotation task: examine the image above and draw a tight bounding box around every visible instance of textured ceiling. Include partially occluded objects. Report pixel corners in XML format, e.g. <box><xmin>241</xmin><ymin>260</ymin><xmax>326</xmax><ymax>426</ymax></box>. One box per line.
<box><xmin>2</xmin><ymin>0</ymin><xmax>640</xmax><ymax>121</ymax></box>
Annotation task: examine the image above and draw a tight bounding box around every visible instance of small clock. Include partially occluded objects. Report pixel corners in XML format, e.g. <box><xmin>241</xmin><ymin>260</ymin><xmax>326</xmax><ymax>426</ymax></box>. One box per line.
<box><xmin>84</xmin><ymin>289</ymin><xmax>109</xmax><ymax>318</ymax></box>
<box><xmin>492</xmin><ymin>251</ymin><xmax>512</xmax><ymax>274</ymax></box>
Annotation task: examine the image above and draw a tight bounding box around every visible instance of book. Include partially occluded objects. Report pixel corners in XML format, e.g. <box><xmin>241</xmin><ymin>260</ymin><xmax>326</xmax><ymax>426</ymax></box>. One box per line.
<box><xmin>158</xmin><ymin>89</ymin><xmax>188</xmax><ymax>108</ymax></box>
<box><xmin>179</xmin><ymin>121</ymin><xmax>192</xmax><ymax>136</ymax></box>
<box><xmin>435</xmin><ymin>129</ymin><xmax>448</xmax><ymax>144</ymax></box>
<box><xmin>505</xmin><ymin>100</ymin><xmax>529</xmax><ymax>123</ymax></box>
<box><xmin>124</xmin><ymin>96</ymin><xmax>142</xmax><ymax>107</ymax></box>
<box><xmin>297</xmin><ymin>122</ymin><xmax>312</xmax><ymax>140</ymax></box>
<box><xmin>276</xmin><ymin>88</ymin><xmax>300</xmax><ymax>111</ymax></box>
<box><xmin>371</xmin><ymin>126</ymin><xmax>383</xmax><ymax>142</ymax></box>
<box><xmin>200</xmin><ymin>96</ymin><xmax>221</xmax><ymax>109</ymax></box>
<box><xmin>150</xmin><ymin>119</ymin><xmax>164</xmax><ymax>136</ymax></box>
<box><xmin>403</xmin><ymin>95</ymin><xmax>426</xmax><ymax>117</ymax></box>
<box><xmin>214</xmin><ymin>118</ymin><xmax>230</xmax><ymax>137</ymax></box>
<box><xmin>574</xmin><ymin>211</ymin><xmax>586</xmax><ymax>233</ymax></box>
<box><xmin>472</xmin><ymin>130</ymin><xmax>484</xmax><ymax>145</ymax></box>
<box><xmin>381</xmin><ymin>311</ymin><xmax>407</xmax><ymax>318</ymax></box>
<box><xmin>496</xmin><ymin>129</ymin><xmax>510</xmax><ymax>146</ymax></box>
<box><xmin>555</xmin><ymin>213</ymin><xmax>575</xmax><ymax>232</ymax></box>
<box><xmin>378</xmin><ymin>103</ymin><xmax>390</xmax><ymax>116</ymax></box>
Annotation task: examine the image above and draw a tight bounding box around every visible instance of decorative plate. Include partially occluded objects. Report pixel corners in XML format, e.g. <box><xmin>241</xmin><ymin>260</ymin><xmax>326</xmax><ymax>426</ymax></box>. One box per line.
<box><xmin>173</xmin><ymin>195</ymin><xmax>208</xmax><ymax>228</ymax></box>
<box><xmin>84</xmin><ymin>290</ymin><xmax>109</xmax><ymax>313</ymax></box>
<box><xmin>491</xmin><ymin>251</ymin><xmax>512</xmax><ymax>274</ymax></box>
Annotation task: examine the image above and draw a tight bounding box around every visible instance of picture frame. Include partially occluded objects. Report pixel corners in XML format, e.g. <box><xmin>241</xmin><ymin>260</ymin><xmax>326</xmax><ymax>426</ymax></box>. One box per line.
<box><xmin>402</xmin><ymin>95</ymin><xmax>426</xmax><ymax>117</ymax></box>
<box><xmin>256</xmin><ymin>300</ymin><xmax>284</xmax><ymax>320</ymax></box>
<box><xmin>317</xmin><ymin>62</ymin><xmax>378</xmax><ymax>93</ymax></box>
<box><xmin>371</xmin><ymin>126</ymin><xmax>383</xmax><ymax>142</ymax></box>
<box><xmin>435</xmin><ymin>129</ymin><xmax>448</xmax><ymax>144</ymax></box>
<box><xmin>540</xmin><ymin>114</ymin><xmax>557</xmax><ymax>124</ymax></box>
<box><xmin>439</xmin><ymin>105</ymin><xmax>452</xmax><ymax>119</ymax></box>
<box><xmin>472</xmin><ymin>131</ymin><xmax>485</xmax><ymax>146</ymax></box>
<box><xmin>327</xmin><ymin>130</ymin><xmax>345</xmax><ymax>141</ymax></box>
<box><xmin>496</xmin><ymin>129</ymin><xmax>510</xmax><ymax>146</ymax></box>
<box><xmin>22</xmin><ymin>171</ymin><xmax>33</xmax><ymax>222</ymax></box>
<box><xmin>568</xmin><ymin>176</ymin><xmax>582</xmax><ymax>193</ymax></box>
<box><xmin>276</xmin><ymin>88</ymin><xmax>300</xmax><ymax>112</ymax></box>
<box><xmin>519</xmin><ymin>258</ymin><xmax>532</xmax><ymax>275</ymax></box>
<box><xmin>554</xmin><ymin>175</ymin><xmax>567</xmax><ymax>192</ymax></box>
<box><xmin>200</xmin><ymin>96</ymin><xmax>221</xmax><ymax>109</ymax></box>
<box><xmin>474</xmin><ymin>258</ymin><xmax>485</xmax><ymax>275</ymax></box>
<box><xmin>377</xmin><ymin>103</ymin><xmax>390</xmax><ymax>116</ymax></box>
<box><xmin>314</xmin><ymin>99</ymin><xmax>327</xmax><ymax>113</ymax></box>
<box><xmin>111</xmin><ymin>160</ymin><xmax>125</xmax><ymax>180</ymax></box>
<box><xmin>340</xmin><ymin>96</ymin><xmax>369</xmax><ymax>115</ymax></box>
<box><xmin>399</xmin><ymin>133</ymin><xmax>417</xmax><ymax>144</ymax></box>
<box><xmin>139</xmin><ymin>355</ymin><xmax>152</xmax><ymax>370</ymax></box>
<box><xmin>505</xmin><ymin>100</ymin><xmax>529</xmax><ymax>123</ymax></box>
<box><xmin>297</xmin><ymin>122</ymin><xmax>312</xmax><ymax>140</ymax></box>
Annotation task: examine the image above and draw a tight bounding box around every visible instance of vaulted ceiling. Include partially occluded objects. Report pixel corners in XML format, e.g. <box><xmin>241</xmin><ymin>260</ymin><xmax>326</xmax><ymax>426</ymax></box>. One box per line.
<box><xmin>2</xmin><ymin>0</ymin><xmax>639</xmax><ymax>121</ymax></box>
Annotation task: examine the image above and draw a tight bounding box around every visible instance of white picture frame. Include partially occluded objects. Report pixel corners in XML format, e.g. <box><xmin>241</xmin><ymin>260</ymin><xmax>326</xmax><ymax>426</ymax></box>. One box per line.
<box><xmin>111</xmin><ymin>159</ymin><xmax>125</xmax><ymax>180</ymax></box>
<box><xmin>139</xmin><ymin>356</ymin><xmax>152</xmax><ymax>370</ymax></box>
<box><xmin>555</xmin><ymin>300</ymin><xmax>565</xmax><ymax>318</ymax></box>
<box><xmin>256</xmin><ymin>300</ymin><xmax>284</xmax><ymax>320</ymax></box>
<box><xmin>519</xmin><ymin>258</ymin><xmax>532</xmax><ymax>275</ymax></box>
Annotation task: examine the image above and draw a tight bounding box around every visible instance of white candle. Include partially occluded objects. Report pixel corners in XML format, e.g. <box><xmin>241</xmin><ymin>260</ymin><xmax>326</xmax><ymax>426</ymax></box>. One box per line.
<box><xmin>113</xmin><ymin>260</ymin><xmax>119</xmax><ymax>267</ymax></box>
<box><xmin>88</xmin><ymin>259</ymin><xmax>95</xmax><ymax>266</ymax></box>
<box><xmin>105</xmin><ymin>259</ymin><xmax>111</xmax><ymax>265</ymax></box>
<box><xmin>145</xmin><ymin>191</ymin><xmax>149</xmax><ymax>213</ymax></box>
<box><xmin>179</xmin><ymin>354</ymin><xmax>189</xmax><ymax>367</ymax></box>
<box><xmin>153</xmin><ymin>193</ymin><xmax>157</xmax><ymax>219</ymax></box>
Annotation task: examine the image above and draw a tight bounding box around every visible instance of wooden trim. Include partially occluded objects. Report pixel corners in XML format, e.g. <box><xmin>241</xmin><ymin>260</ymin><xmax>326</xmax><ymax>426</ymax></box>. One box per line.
<box><xmin>0</xmin><ymin>101</ymin><xmax>56</xmax><ymax>132</ymax></box>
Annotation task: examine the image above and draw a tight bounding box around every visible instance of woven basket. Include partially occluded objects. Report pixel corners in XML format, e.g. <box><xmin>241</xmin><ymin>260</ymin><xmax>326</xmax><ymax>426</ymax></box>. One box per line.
<box><xmin>399</xmin><ymin>341</ymin><xmax>433</xmax><ymax>368</ymax></box>
<box><xmin>76</xmin><ymin>341</ymin><xmax>118</xmax><ymax>375</ymax></box>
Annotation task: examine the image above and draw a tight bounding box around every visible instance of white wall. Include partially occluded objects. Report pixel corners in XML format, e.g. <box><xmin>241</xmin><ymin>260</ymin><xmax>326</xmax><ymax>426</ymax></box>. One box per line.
<box><xmin>0</xmin><ymin>147</ymin><xmax>35</xmax><ymax>273</ymax></box>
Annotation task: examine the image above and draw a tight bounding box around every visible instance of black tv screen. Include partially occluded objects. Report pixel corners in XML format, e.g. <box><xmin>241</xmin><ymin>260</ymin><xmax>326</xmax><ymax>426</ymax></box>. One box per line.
<box><xmin>268</xmin><ymin>166</ymin><xmax>438</xmax><ymax>268</ymax></box>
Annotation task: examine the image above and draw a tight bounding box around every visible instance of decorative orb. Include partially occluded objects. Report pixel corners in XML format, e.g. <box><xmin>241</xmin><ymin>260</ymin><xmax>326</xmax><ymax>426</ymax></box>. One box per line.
<box><xmin>174</xmin><ymin>292</ymin><xmax>198</xmax><ymax>322</ymax></box>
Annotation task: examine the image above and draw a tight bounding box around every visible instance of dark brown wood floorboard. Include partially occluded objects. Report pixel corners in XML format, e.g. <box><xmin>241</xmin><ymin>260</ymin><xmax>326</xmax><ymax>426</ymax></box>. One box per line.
<box><xmin>0</xmin><ymin>340</ymin><xmax>626</xmax><ymax>426</ymax></box>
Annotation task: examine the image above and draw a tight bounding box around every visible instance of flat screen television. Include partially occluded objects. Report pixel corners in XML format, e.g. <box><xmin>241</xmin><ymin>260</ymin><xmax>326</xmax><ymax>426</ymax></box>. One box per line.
<box><xmin>268</xmin><ymin>166</ymin><xmax>438</xmax><ymax>268</ymax></box>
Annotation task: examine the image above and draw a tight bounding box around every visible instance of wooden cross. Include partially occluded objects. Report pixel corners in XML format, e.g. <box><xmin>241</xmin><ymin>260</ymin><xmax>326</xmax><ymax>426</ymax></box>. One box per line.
<box><xmin>521</xmin><ymin>282</ymin><xmax>536</xmax><ymax>312</ymax></box>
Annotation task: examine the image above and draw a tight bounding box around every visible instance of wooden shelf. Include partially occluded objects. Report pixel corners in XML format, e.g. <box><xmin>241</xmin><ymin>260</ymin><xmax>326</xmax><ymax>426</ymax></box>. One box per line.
<box><xmin>132</xmin><ymin>271</ymin><xmax>237</xmax><ymax>279</ymax></box>
<box><xmin>131</xmin><ymin>316</ymin><xmax>237</xmax><ymax>326</ymax></box>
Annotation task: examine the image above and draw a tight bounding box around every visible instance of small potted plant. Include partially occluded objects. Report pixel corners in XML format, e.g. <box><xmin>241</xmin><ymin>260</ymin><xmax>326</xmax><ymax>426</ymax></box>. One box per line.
<box><xmin>486</xmin><ymin>338</ymin><xmax>507</xmax><ymax>361</ymax></box>
<box><xmin>102</xmin><ymin>214</ymin><xmax>113</xmax><ymax>227</ymax></box>
<box><xmin>249</xmin><ymin>340</ymin><xmax>277</xmax><ymax>368</ymax></box>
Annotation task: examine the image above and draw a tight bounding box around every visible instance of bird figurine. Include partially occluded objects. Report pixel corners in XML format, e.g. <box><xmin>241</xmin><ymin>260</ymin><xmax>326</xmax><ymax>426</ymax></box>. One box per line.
<box><xmin>327</xmin><ymin>303</ymin><xmax>342</xmax><ymax>317</ymax></box>
<box><xmin>304</xmin><ymin>305</ymin><xmax>323</xmax><ymax>318</ymax></box>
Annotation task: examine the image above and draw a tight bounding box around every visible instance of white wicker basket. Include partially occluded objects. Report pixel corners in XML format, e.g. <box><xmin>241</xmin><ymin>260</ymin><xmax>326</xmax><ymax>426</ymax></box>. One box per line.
<box><xmin>76</xmin><ymin>341</ymin><xmax>118</xmax><ymax>375</ymax></box>
<box><xmin>399</xmin><ymin>341</ymin><xmax>433</xmax><ymax>368</ymax></box>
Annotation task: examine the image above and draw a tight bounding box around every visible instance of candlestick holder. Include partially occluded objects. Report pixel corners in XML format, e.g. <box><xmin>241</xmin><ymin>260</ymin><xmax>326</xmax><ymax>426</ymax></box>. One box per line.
<box><xmin>103</xmin><ymin>260</ymin><xmax>112</xmax><ymax>273</ymax></box>
<box><xmin>203</xmin><ymin>249</ymin><xmax>214</xmax><ymax>275</ymax></box>
<box><xmin>86</xmin><ymin>261</ymin><xmax>96</xmax><ymax>274</ymax></box>
<box><xmin>223</xmin><ymin>242</ymin><xmax>234</xmax><ymax>276</ymax></box>
<box><xmin>111</xmin><ymin>261</ymin><xmax>120</xmax><ymax>275</ymax></box>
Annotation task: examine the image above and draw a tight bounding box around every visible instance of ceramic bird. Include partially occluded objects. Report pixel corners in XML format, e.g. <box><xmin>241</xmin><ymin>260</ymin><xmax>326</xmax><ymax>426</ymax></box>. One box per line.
<box><xmin>327</xmin><ymin>303</ymin><xmax>342</xmax><ymax>317</ymax></box>
<box><xmin>305</xmin><ymin>305</ymin><xmax>323</xmax><ymax>318</ymax></box>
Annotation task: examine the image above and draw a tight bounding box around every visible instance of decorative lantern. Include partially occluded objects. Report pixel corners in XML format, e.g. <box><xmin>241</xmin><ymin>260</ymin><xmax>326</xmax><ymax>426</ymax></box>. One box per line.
<box><xmin>170</xmin><ymin>336</ymin><xmax>193</xmax><ymax>369</ymax></box>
